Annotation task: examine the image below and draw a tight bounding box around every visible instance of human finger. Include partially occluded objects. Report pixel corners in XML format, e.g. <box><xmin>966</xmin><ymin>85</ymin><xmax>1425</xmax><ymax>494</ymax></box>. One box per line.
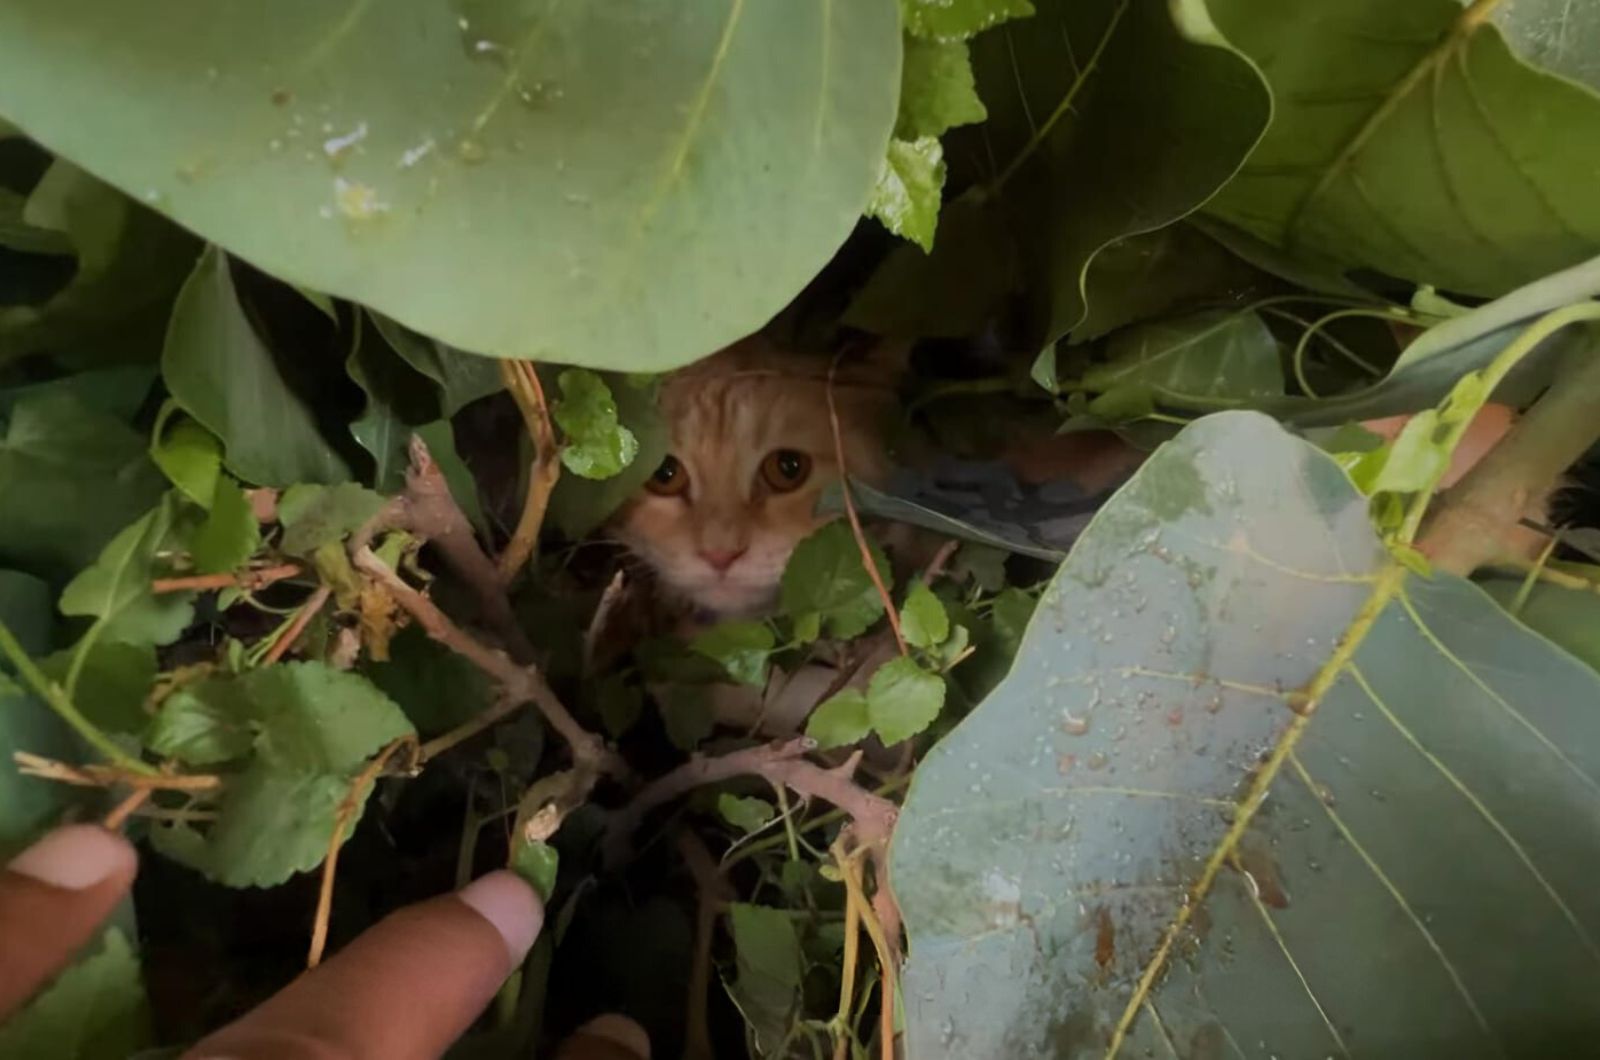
<box><xmin>0</xmin><ymin>824</ymin><xmax>138</xmax><ymax>1021</ymax></box>
<box><xmin>185</xmin><ymin>870</ymin><xmax>541</xmax><ymax>1060</ymax></box>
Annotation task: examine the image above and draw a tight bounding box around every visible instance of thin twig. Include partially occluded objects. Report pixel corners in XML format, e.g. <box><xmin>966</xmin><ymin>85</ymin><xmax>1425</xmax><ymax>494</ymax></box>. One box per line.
<box><xmin>832</xmin><ymin>837</ymin><xmax>897</xmax><ymax>1060</ymax></box>
<box><xmin>826</xmin><ymin>359</ymin><xmax>906</xmax><ymax>657</ymax></box>
<box><xmin>676</xmin><ymin>831</ymin><xmax>731</xmax><ymax>1060</ymax></box>
<box><xmin>13</xmin><ymin>751</ymin><xmax>218</xmax><ymax>790</ymax></box>
<box><xmin>353</xmin><ymin>545</ymin><xmax>621</xmax><ymax>777</ymax></box>
<box><xmin>582</xmin><ymin>570</ymin><xmax>628</xmax><ymax>677</ymax></box>
<box><xmin>606</xmin><ymin>739</ymin><xmax>899</xmax><ymax>875</ymax></box>
<box><xmin>0</xmin><ymin>623</ymin><xmax>160</xmax><ymax>776</ymax></box>
<box><xmin>102</xmin><ymin>788</ymin><xmax>152</xmax><ymax>830</ymax></box>
<box><xmin>152</xmin><ymin>563</ymin><xmax>302</xmax><ymax>595</ymax></box>
<box><xmin>831</xmin><ymin>845</ymin><xmax>865</xmax><ymax>1060</ymax></box>
<box><xmin>498</xmin><ymin>360</ymin><xmax>562</xmax><ymax>583</ymax></box>
<box><xmin>417</xmin><ymin>693</ymin><xmax>527</xmax><ymax>763</ymax></box>
<box><xmin>308</xmin><ymin>736</ymin><xmax>418</xmax><ymax>968</ymax></box>
<box><xmin>260</xmin><ymin>585</ymin><xmax>331</xmax><ymax>665</ymax></box>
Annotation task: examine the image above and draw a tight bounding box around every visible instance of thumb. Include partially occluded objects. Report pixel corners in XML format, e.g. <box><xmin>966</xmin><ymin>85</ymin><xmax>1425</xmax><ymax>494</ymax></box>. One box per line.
<box><xmin>0</xmin><ymin>824</ymin><xmax>138</xmax><ymax>1021</ymax></box>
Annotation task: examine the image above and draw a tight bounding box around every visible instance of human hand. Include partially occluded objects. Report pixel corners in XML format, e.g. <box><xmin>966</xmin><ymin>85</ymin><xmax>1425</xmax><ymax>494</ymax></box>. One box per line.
<box><xmin>1</xmin><ymin>824</ymin><xmax>648</xmax><ymax>1059</ymax></box>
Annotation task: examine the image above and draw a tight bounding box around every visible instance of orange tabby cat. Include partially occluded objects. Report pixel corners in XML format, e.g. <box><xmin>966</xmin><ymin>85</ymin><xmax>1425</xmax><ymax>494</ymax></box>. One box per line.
<box><xmin>610</xmin><ymin>334</ymin><xmax>899</xmax><ymax>619</ymax></box>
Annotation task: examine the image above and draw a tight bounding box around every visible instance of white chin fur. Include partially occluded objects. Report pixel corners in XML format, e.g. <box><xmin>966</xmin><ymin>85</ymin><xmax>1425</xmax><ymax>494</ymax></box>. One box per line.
<box><xmin>679</xmin><ymin>580</ymin><xmax>778</xmax><ymax>618</ymax></box>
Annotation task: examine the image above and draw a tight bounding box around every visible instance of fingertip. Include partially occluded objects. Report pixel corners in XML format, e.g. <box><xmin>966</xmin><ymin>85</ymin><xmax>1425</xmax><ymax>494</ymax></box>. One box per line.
<box><xmin>6</xmin><ymin>824</ymin><xmax>136</xmax><ymax>891</ymax></box>
<box><xmin>455</xmin><ymin>870</ymin><xmax>542</xmax><ymax>966</ymax></box>
<box><xmin>572</xmin><ymin>1015</ymin><xmax>652</xmax><ymax>1059</ymax></box>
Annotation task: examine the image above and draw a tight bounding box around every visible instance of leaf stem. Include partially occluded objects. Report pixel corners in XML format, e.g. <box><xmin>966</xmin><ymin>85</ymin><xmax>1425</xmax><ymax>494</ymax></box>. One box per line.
<box><xmin>1403</xmin><ymin>302</ymin><xmax>1600</xmax><ymax>549</ymax></box>
<box><xmin>498</xmin><ymin>360</ymin><xmax>561</xmax><ymax>583</ymax></box>
<box><xmin>0</xmin><ymin>620</ymin><xmax>158</xmax><ymax>776</ymax></box>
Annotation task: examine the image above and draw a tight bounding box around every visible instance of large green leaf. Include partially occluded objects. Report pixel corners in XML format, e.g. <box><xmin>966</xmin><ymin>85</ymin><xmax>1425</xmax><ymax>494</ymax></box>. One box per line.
<box><xmin>1480</xmin><ymin>575</ymin><xmax>1600</xmax><ymax>677</ymax></box>
<box><xmin>162</xmin><ymin>247</ymin><xmax>352</xmax><ymax>487</ymax></box>
<box><xmin>1266</xmin><ymin>253</ymin><xmax>1600</xmax><ymax>426</ymax></box>
<box><xmin>894</xmin><ymin>411</ymin><xmax>1600</xmax><ymax>1056</ymax></box>
<box><xmin>1206</xmin><ymin>0</ymin><xmax>1600</xmax><ymax>298</ymax></box>
<box><xmin>367</xmin><ymin>312</ymin><xmax>502</xmax><ymax>418</ymax></box>
<box><xmin>0</xmin><ymin>376</ymin><xmax>164</xmax><ymax>578</ymax></box>
<box><xmin>1081</xmin><ymin>308</ymin><xmax>1283</xmax><ymax>409</ymax></box>
<box><xmin>58</xmin><ymin>497</ymin><xmax>193</xmax><ymax>648</ymax></box>
<box><xmin>0</xmin><ymin>0</ymin><xmax>900</xmax><ymax>371</ymax></box>
<box><xmin>1495</xmin><ymin>0</ymin><xmax>1600</xmax><ymax>91</ymax></box>
<box><xmin>0</xmin><ymin>159</ymin><xmax>194</xmax><ymax>367</ymax></box>
<box><xmin>850</xmin><ymin>0</ymin><xmax>1270</xmax><ymax>343</ymax></box>
<box><xmin>0</xmin><ymin>569</ymin><xmax>79</xmax><ymax>860</ymax></box>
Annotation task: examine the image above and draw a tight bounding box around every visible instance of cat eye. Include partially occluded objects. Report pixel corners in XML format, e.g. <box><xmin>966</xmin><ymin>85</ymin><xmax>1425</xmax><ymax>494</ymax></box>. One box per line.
<box><xmin>760</xmin><ymin>449</ymin><xmax>812</xmax><ymax>492</ymax></box>
<box><xmin>646</xmin><ymin>454</ymin><xmax>689</xmax><ymax>497</ymax></box>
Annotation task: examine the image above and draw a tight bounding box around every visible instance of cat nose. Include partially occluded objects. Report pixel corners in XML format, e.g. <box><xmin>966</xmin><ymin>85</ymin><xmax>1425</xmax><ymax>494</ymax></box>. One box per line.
<box><xmin>699</xmin><ymin>547</ymin><xmax>746</xmax><ymax>573</ymax></box>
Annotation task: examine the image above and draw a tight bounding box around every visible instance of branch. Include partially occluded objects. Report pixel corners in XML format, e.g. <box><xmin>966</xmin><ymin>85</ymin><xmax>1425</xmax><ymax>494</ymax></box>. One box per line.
<box><xmin>261</xmin><ymin>585</ymin><xmax>331</xmax><ymax>665</ymax></box>
<box><xmin>675</xmin><ymin>830</ymin><xmax>731</xmax><ymax>1060</ymax></box>
<box><xmin>1420</xmin><ymin>330</ymin><xmax>1600</xmax><ymax>574</ymax></box>
<box><xmin>13</xmin><ymin>751</ymin><xmax>218</xmax><ymax>791</ymax></box>
<box><xmin>605</xmin><ymin>738</ymin><xmax>899</xmax><ymax>871</ymax></box>
<box><xmin>308</xmin><ymin>737</ymin><xmax>418</xmax><ymax>968</ymax></box>
<box><xmin>393</xmin><ymin>436</ymin><xmax>536</xmax><ymax>662</ymax></box>
<box><xmin>498</xmin><ymin>360</ymin><xmax>562</xmax><ymax>584</ymax></box>
<box><xmin>152</xmin><ymin>563</ymin><xmax>301</xmax><ymax>595</ymax></box>
<box><xmin>352</xmin><ymin>546</ymin><xmax>623</xmax><ymax>778</ymax></box>
<box><xmin>827</xmin><ymin>360</ymin><xmax>906</xmax><ymax>657</ymax></box>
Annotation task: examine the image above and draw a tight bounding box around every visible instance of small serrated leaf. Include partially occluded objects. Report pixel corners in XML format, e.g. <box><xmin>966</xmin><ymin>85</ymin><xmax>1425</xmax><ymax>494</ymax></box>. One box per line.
<box><xmin>780</xmin><ymin>522</ymin><xmax>892</xmax><ymax>640</ymax></box>
<box><xmin>277</xmin><ymin>483</ymin><xmax>388</xmax><ymax>557</ymax></box>
<box><xmin>806</xmin><ymin>689</ymin><xmax>872</xmax><ymax>750</ymax></box>
<box><xmin>554</xmin><ymin>368</ymin><xmax>640</xmax><ymax>480</ymax></box>
<box><xmin>190</xmin><ymin>479</ymin><xmax>261</xmax><ymax>575</ymax></box>
<box><xmin>718</xmin><ymin>793</ymin><xmax>776</xmax><ymax>833</ymax></box>
<box><xmin>900</xmin><ymin>582</ymin><xmax>950</xmax><ymax>650</ymax></box>
<box><xmin>867</xmin><ymin>657</ymin><xmax>945</xmax><ymax>745</ymax></box>
<box><xmin>866</xmin><ymin>137</ymin><xmax>946</xmax><ymax>252</ymax></box>
<box><xmin>690</xmin><ymin>620</ymin><xmax>775</xmax><ymax>687</ymax></box>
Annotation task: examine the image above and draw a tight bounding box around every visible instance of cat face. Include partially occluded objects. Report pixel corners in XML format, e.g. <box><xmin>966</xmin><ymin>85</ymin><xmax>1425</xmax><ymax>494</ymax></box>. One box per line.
<box><xmin>611</xmin><ymin>336</ymin><xmax>894</xmax><ymax>618</ymax></box>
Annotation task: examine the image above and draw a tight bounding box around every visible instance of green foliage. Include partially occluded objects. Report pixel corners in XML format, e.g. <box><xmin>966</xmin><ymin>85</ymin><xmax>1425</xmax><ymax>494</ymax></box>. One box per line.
<box><xmin>1081</xmin><ymin>309</ymin><xmax>1284</xmax><ymax>410</ymax></box>
<box><xmin>1482</xmin><ymin>575</ymin><xmax>1600</xmax><ymax>676</ymax></box>
<box><xmin>894</xmin><ymin>411</ymin><xmax>1600</xmax><ymax>1055</ymax></box>
<box><xmin>58</xmin><ymin>498</ymin><xmax>193</xmax><ymax>649</ymax></box>
<box><xmin>805</xmin><ymin>689</ymin><xmax>872</xmax><ymax>749</ymax></box>
<box><xmin>0</xmin><ymin>928</ymin><xmax>150</xmax><ymax>1059</ymax></box>
<box><xmin>717</xmin><ymin>794</ymin><xmax>776</xmax><ymax>834</ymax></box>
<box><xmin>0</xmin><ymin>0</ymin><xmax>901</xmax><ymax>370</ymax></box>
<box><xmin>510</xmin><ymin>838</ymin><xmax>560</xmax><ymax>902</ymax></box>
<box><xmin>552</xmin><ymin>369</ymin><xmax>639</xmax><ymax>481</ymax></box>
<box><xmin>0</xmin><ymin>373</ymin><xmax>165</xmax><ymax>576</ymax></box>
<box><xmin>1206</xmin><ymin>0</ymin><xmax>1600</xmax><ymax>299</ymax></box>
<box><xmin>726</xmin><ymin>903</ymin><xmax>804</xmax><ymax>1057</ymax></box>
<box><xmin>897</xmin><ymin>39</ymin><xmax>987</xmax><ymax>140</ymax></box>
<box><xmin>150</xmin><ymin>663</ymin><xmax>414</xmax><ymax>886</ymax></box>
<box><xmin>0</xmin><ymin>570</ymin><xmax>80</xmax><ymax>859</ymax></box>
<box><xmin>865</xmin><ymin>656</ymin><xmax>945</xmax><ymax>745</ymax></box>
<box><xmin>689</xmin><ymin>620</ymin><xmax>776</xmax><ymax>688</ymax></box>
<box><xmin>899</xmin><ymin>582</ymin><xmax>950</xmax><ymax>650</ymax></box>
<box><xmin>149</xmin><ymin>411</ymin><xmax>221</xmax><ymax>509</ymax></box>
<box><xmin>189</xmin><ymin>479</ymin><xmax>260</xmax><ymax>574</ymax></box>
<box><xmin>546</xmin><ymin>371</ymin><xmax>667</xmax><ymax>538</ymax></box>
<box><xmin>162</xmin><ymin>248</ymin><xmax>351</xmax><ymax>487</ymax></box>
<box><xmin>276</xmin><ymin>483</ymin><xmax>387</xmax><ymax>557</ymax></box>
<box><xmin>780</xmin><ymin>522</ymin><xmax>893</xmax><ymax>639</ymax></box>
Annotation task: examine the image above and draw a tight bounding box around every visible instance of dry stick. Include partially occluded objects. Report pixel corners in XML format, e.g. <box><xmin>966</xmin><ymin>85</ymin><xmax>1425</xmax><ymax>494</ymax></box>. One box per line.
<box><xmin>675</xmin><ymin>831</ymin><xmax>732</xmax><ymax>1060</ymax></box>
<box><xmin>417</xmin><ymin>693</ymin><xmax>526</xmax><ymax>763</ymax></box>
<box><xmin>1420</xmin><ymin>331</ymin><xmax>1600</xmax><ymax>575</ymax></box>
<box><xmin>260</xmin><ymin>585</ymin><xmax>332</xmax><ymax>666</ymax></box>
<box><xmin>102</xmin><ymin>788</ymin><xmax>152</xmax><ymax>831</ymax></box>
<box><xmin>826</xmin><ymin>360</ymin><xmax>906</xmax><ymax>657</ymax></box>
<box><xmin>832</xmin><ymin>838</ymin><xmax>898</xmax><ymax>1060</ymax></box>
<box><xmin>388</xmin><ymin>436</ymin><xmax>537</xmax><ymax>663</ymax></box>
<box><xmin>308</xmin><ymin>736</ymin><xmax>419</xmax><ymax>969</ymax></box>
<box><xmin>498</xmin><ymin>360</ymin><xmax>562</xmax><ymax>584</ymax></box>
<box><xmin>353</xmin><ymin>545</ymin><xmax>621</xmax><ymax>776</ymax></box>
<box><xmin>13</xmin><ymin>752</ymin><xmax>220</xmax><ymax>791</ymax></box>
<box><xmin>152</xmin><ymin>563</ymin><xmax>301</xmax><ymax>595</ymax></box>
<box><xmin>831</xmin><ymin>846</ymin><xmax>866</xmax><ymax>1060</ymax></box>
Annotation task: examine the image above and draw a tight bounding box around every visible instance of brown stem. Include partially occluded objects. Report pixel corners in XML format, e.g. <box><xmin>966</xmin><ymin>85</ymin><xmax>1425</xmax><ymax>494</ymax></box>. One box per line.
<box><xmin>102</xmin><ymin>788</ymin><xmax>152</xmax><ymax>830</ymax></box>
<box><xmin>308</xmin><ymin>737</ymin><xmax>417</xmax><ymax>968</ymax></box>
<box><xmin>261</xmin><ymin>586</ymin><xmax>331</xmax><ymax>665</ymax></box>
<box><xmin>13</xmin><ymin>752</ymin><xmax>221</xmax><ymax>792</ymax></box>
<box><xmin>675</xmin><ymin>830</ymin><xmax>729</xmax><ymax>1060</ymax></box>
<box><xmin>498</xmin><ymin>360</ymin><xmax>562</xmax><ymax>584</ymax></box>
<box><xmin>417</xmin><ymin>694</ymin><xmax>526</xmax><ymax>763</ymax></box>
<box><xmin>394</xmin><ymin>436</ymin><xmax>536</xmax><ymax>662</ymax></box>
<box><xmin>605</xmin><ymin>738</ymin><xmax>900</xmax><ymax>875</ymax></box>
<box><xmin>353</xmin><ymin>546</ymin><xmax>622</xmax><ymax>778</ymax></box>
<box><xmin>152</xmin><ymin>563</ymin><xmax>301</xmax><ymax>595</ymax></box>
<box><xmin>1420</xmin><ymin>344</ymin><xmax>1600</xmax><ymax>574</ymax></box>
<box><xmin>827</xmin><ymin>360</ymin><xmax>906</xmax><ymax>657</ymax></box>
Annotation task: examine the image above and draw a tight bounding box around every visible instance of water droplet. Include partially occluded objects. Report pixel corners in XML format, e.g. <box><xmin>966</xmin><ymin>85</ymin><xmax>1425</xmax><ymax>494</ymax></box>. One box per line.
<box><xmin>456</xmin><ymin>138</ymin><xmax>488</xmax><ymax>164</ymax></box>
<box><xmin>1087</xmin><ymin>751</ymin><xmax>1109</xmax><ymax>771</ymax></box>
<box><xmin>398</xmin><ymin>138</ymin><xmax>437</xmax><ymax>169</ymax></box>
<box><xmin>1061</xmin><ymin>711</ymin><xmax>1089</xmax><ymax>736</ymax></box>
<box><xmin>323</xmin><ymin>122</ymin><xmax>369</xmax><ymax>162</ymax></box>
<box><xmin>268</xmin><ymin>138</ymin><xmax>284</xmax><ymax>153</ymax></box>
